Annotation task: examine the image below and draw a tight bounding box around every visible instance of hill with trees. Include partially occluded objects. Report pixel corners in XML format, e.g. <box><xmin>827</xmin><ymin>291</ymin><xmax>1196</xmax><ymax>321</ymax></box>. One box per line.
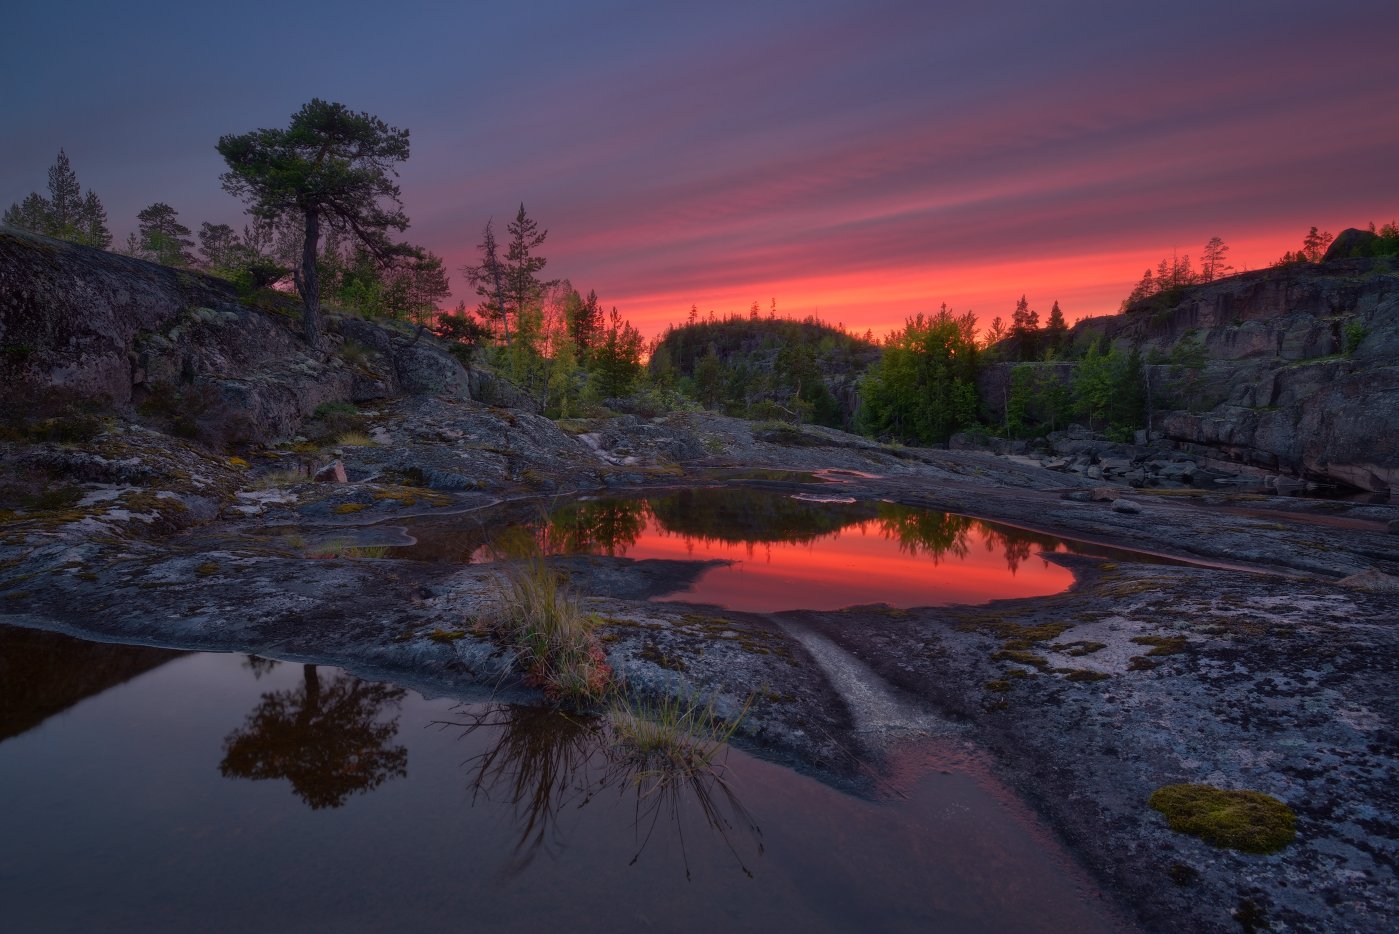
<box><xmin>648</xmin><ymin>312</ymin><xmax>879</xmax><ymax>428</ymax></box>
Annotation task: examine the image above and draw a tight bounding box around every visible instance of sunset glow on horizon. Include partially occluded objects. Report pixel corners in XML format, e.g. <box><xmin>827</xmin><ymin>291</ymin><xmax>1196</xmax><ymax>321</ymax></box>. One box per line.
<box><xmin>6</xmin><ymin>1</ymin><xmax>1398</xmax><ymax>339</ymax></box>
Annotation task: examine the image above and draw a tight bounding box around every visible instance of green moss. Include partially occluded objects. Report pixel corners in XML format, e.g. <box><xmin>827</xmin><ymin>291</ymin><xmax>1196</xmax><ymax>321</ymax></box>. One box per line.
<box><xmin>1064</xmin><ymin>668</ymin><xmax>1110</xmax><ymax>682</ymax></box>
<box><xmin>196</xmin><ymin>561</ymin><xmax>220</xmax><ymax>577</ymax></box>
<box><xmin>1132</xmin><ymin>635</ymin><xmax>1189</xmax><ymax>656</ymax></box>
<box><xmin>333</xmin><ymin>503</ymin><xmax>369</xmax><ymax>514</ymax></box>
<box><xmin>1128</xmin><ymin>656</ymin><xmax>1157</xmax><ymax>671</ymax></box>
<box><xmin>984</xmin><ymin>679</ymin><xmax>1012</xmax><ymax>693</ymax></box>
<box><xmin>1063</xmin><ymin>641</ymin><xmax>1108</xmax><ymax>657</ymax></box>
<box><xmin>427</xmin><ymin>629</ymin><xmax>467</xmax><ymax>643</ymax></box>
<box><xmin>1148</xmin><ymin>783</ymin><xmax>1296</xmax><ymax>853</ymax></box>
<box><xmin>992</xmin><ymin>649</ymin><xmax>1050</xmax><ymax>669</ymax></box>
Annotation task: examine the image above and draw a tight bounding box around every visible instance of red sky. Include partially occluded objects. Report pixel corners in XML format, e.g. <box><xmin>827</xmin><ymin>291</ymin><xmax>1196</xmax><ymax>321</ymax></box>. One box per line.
<box><xmin>7</xmin><ymin>1</ymin><xmax>1399</xmax><ymax>340</ymax></box>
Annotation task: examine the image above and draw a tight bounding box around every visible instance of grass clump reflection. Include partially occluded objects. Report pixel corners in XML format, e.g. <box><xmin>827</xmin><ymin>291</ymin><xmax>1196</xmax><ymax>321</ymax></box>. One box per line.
<box><xmin>447</xmin><ymin>697</ymin><xmax>760</xmax><ymax>879</ymax></box>
<box><xmin>608</xmin><ymin>692</ymin><xmax>752</xmax><ymax>772</ymax></box>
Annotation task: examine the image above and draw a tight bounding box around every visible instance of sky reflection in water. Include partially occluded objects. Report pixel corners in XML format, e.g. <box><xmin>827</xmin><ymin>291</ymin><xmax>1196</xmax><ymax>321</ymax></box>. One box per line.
<box><xmin>467</xmin><ymin>489</ymin><xmax>1101</xmax><ymax>611</ymax></box>
<box><xmin>0</xmin><ymin>630</ymin><xmax>1127</xmax><ymax>933</ymax></box>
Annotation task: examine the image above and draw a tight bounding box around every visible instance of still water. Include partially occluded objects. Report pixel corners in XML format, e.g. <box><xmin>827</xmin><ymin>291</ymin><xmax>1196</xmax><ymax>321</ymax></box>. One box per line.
<box><xmin>394</xmin><ymin>488</ymin><xmax>1143</xmax><ymax>612</ymax></box>
<box><xmin>0</xmin><ymin>627</ymin><xmax>1129</xmax><ymax>933</ymax></box>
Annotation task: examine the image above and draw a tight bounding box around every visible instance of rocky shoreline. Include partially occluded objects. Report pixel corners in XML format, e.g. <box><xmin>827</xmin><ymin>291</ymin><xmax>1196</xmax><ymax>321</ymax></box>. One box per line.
<box><xmin>3</xmin><ymin>398</ymin><xmax>1397</xmax><ymax>933</ymax></box>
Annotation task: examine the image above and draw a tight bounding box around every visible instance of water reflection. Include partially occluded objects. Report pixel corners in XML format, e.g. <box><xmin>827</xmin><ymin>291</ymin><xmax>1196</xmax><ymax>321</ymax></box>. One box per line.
<box><xmin>446</xmin><ymin>703</ymin><xmax>762</xmax><ymax>879</ymax></box>
<box><xmin>0</xmin><ymin>627</ymin><xmax>180</xmax><ymax>744</ymax></box>
<box><xmin>219</xmin><ymin>664</ymin><xmax>408</xmax><ymax>809</ymax></box>
<box><xmin>475</xmin><ymin>491</ymin><xmax>1114</xmax><ymax>574</ymax></box>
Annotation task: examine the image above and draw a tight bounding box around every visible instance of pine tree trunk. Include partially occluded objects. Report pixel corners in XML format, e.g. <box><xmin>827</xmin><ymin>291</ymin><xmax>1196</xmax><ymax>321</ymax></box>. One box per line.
<box><xmin>300</xmin><ymin>208</ymin><xmax>324</xmax><ymax>351</ymax></box>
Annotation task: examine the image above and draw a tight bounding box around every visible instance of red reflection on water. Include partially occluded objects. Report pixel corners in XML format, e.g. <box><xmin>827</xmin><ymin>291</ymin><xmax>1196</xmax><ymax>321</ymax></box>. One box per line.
<box><xmin>626</xmin><ymin>516</ymin><xmax>1075</xmax><ymax>612</ymax></box>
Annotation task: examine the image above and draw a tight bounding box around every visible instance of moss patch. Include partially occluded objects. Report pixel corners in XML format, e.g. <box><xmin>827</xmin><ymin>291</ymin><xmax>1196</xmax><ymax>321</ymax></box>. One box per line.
<box><xmin>333</xmin><ymin>503</ymin><xmax>370</xmax><ymax>514</ymax></box>
<box><xmin>1064</xmin><ymin>668</ymin><xmax>1110</xmax><ymax>682</ymax></box>
<box><xmin>1132</xmin><ymin>635</ymin><xmax>1189</xmax><ymax>656</ymax></box>
<box><xmin>1148</xmin><ymin>783</ymin><xmax>1296</xmax><ymax>853</ymax></box>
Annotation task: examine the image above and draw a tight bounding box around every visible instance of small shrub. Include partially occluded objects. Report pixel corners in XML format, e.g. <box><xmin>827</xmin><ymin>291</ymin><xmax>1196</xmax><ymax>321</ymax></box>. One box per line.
<box><xmin>314</xmin><ymin>401</ymin><xmax>359</xmax><ymax>419</ymax></box>
<box><xmin>1148</xmin><ymin>783</ymin><xmax>1296</xmax><ymax>853</ymax></box>
<box><xmin>1343</xmin><ymin>321</ymin><xmax>1367</xmax><ymax>356</ymax></box>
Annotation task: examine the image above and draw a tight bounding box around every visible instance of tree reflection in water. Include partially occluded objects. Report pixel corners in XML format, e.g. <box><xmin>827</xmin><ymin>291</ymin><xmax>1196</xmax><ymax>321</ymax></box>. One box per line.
<box><xmin>444</xmin><ymin>703</ymin><xmax>762</xmax><ymax>879</ymax></box>
<box><xmin>220</xmin><ymin>664</ymin><xmax>408</xmax><ymax>810</ymax></box>
<box><xmin>514</xmin><ymin>491</ymin><xmax>1084</xmax><ymax>574</ymax></box>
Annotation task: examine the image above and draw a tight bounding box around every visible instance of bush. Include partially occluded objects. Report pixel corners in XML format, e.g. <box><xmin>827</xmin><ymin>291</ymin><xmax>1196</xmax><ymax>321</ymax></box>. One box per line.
<box><xmin>1343</xmin><ymin>321</ymin><xmax>1367</xmax><ymax>356</ymax></box>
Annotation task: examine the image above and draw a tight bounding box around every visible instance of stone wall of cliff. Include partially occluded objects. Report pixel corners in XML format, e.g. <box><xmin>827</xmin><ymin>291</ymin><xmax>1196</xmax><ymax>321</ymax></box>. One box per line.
<box><xmin>0</xmin><ymin>226</ymin><xmax>476</xmax><ymax>444</ymax></box>
<box><xmin>1075</xmin><ymin>254</ymin><xmax>1399</xmax><ymax>491</ymax></box>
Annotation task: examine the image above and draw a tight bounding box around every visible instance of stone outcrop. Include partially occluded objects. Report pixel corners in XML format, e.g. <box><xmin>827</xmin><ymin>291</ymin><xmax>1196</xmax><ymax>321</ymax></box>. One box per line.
<box><xmin>0</xmin><ymin>226</ymin><xmax>472</xmax><ymax>444</ymax></box>
<box><xmin>1065</xmin><ymin>255</ymin><xmax>1397</xmax><ymax>492</ymax></box>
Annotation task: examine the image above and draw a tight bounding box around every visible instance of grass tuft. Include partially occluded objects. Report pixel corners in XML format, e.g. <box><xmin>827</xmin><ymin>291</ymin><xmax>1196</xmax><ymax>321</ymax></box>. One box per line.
<box><xmin>337</xmin><ymin>431</ymin><xmax>376</xmax><ymax>447</ymax></box>
<box><xmin>486</xmin><ymin>558</ymin><xmax>613</xmax><ymax>704</ymax></box>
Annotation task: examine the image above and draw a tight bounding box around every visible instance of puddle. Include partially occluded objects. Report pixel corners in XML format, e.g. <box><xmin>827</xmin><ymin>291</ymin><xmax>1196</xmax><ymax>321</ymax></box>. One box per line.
<box><xmin>394</xmin><ymin>488</ymin><xmax>1156</xmax><ymax>612</ymax></box>
<box><xmin>0</xmin><ymin>626</ymin><xmax>1129</xmax><ymax>933</ymax></box>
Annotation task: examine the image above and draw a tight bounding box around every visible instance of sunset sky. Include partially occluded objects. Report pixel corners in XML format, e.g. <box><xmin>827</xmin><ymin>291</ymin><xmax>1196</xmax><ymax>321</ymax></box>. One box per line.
<box><xmin>6</xmin><ymin>0</ymin><xmax>1398</xmax><ymax>338</ymax></box>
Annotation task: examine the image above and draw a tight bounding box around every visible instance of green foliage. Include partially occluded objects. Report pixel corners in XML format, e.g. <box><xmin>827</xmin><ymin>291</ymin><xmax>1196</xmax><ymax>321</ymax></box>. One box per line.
<box><xmin>651</xmin><ymin>313</ymin><xmax>877</xmax><ymax>427</ymax></box>
<box><xmin>858</xmin><ymin>307</ymin><xmax>980</xmax><ymax>444</ymax></box>
<box><xmin>1070</xmin><ymin>341</ymin><xmax>1144</xmax><ymax>432</ymax></box>
<box><xmin>131</xmin><ymin>202</ymin><xmax>195</xmax><ymax>267</ymax></box>
<box><xmin>3</xmin><ymin>149</ymin><xmax>112</xmax><ymax>249</ymax></box>
<box><xmin>1148</xmin><ymin>784</ymin><xmax>1296</xmax><ymax>853</ymax></box>
<box><xmin>589</xmin><ymin>306</ymin><xmax>645</xmax><ymax>399</ymax></box>
<box><xmin>217</xmin><ymin>99</ymin><xmax>414</xmax><ymax>349</ymax></box>
<box><xmin>1343</xmin><ymin>321</ymin><xmax>1367</xmax><ymax>355</ymax></box>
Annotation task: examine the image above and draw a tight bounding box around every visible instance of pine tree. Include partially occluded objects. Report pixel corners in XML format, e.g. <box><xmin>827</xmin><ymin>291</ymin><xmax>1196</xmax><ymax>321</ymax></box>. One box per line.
<box><xmin>135</xmin><ymin>202</ymin><xmax>196</xmax><ymax>267</ymax></box>
<box><xmin>505</xmin><ymin>203</ymin><xmax>551</xmax><ymax>340</ymax></box>
<box><xmin>1010</xmin><ymin>295</ymin><xmax>1040</xmax><ymax>361</ymax></box>
<box><xmin>1201</xmin><ymin>236</ymin><xmax>1231</xmax><ymax>281</ymax></box>
<box><xmin>4</xmin><ymin>149</ymin><xmax>110</xmax><ymax>249</ymax></box>
<box><xmin>218</xmin><ymin>100</ymin><xmax>414</xmax><ymax>350</ymax></box>
<box><xmin>462</xmin><ymin>220</ymin><xmax>511</xmax><ymax>344</ymax></box>
<box><xmin>1301</xmin><ymin>226</ymin><xmax>1334</xmax><ymax>262</ymax></box>
<box><xmin>197</xmin><ymin>222</ymin><xmax>242</xmax><ymax>274</ymax></box>
<box><xmin>78</xmin><ymin>190</ymin><xmax>111</xmax><ymax>249</ymax></box>
<box><xmin>46</xmin><ymin>149</ymin><xmax>83</xmax><ymax>238</ymax></box>
<box><xmin>1044</xmin><ymin>301</ymin><xmax>1068</xmax><ymax>355</ymax></box>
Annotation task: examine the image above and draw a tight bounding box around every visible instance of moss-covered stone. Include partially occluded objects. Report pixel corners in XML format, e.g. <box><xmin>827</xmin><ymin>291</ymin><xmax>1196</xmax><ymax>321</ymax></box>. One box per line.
<box><xmin>1148</xmin><ymin>783</ymin><xmax>1296</xmax><ymax>853</ymax></box>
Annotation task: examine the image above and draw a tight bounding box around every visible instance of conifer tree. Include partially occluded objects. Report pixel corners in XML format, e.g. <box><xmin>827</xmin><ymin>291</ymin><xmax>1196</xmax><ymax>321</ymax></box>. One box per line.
<box><xmin>1201</xmin><ymin>236</ymin><xmax>1232</xmax><ymax>281</ymax></box>
<box><xmin>1044</xmin><ymin>301</ymin><xmax>1068</xmax><ymax>355</ymax></box>
<box><xmin>4</xmin><ymin>149</ymin><xmax>111</xmax><ymax>248</ymax></box>
<box><xmin>218</xmin><ymin>99</ymin><xmax>413</xmax><ymax>350</ymax></box>
<box><xmin>135</xmin><ymin>202</ymin><xmax>196</xmax><ymax>267</ymax></box>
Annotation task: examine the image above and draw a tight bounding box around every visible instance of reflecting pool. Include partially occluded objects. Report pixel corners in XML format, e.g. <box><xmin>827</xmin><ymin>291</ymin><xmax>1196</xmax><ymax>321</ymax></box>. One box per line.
<box><xmin>397</xmin><ymin>488</ymin><xmax>1147</xmax><ymax>611</ymax></box>
<box><xmin>0</xmin><ymin>627</ymin><xmax>1131</xmax><ymax>933</ymax></box>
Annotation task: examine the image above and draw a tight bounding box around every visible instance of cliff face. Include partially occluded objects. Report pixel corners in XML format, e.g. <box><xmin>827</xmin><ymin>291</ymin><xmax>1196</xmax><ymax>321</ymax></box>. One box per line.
<box><xmin>1071</xmin><ymin>255</ymin><xmax>1399</xmax><ymax>492</ymax></box>
<box><xmin>0</xmin><ymin>226</ymin><xmax>472</xmax><ymax>444</ymax></box>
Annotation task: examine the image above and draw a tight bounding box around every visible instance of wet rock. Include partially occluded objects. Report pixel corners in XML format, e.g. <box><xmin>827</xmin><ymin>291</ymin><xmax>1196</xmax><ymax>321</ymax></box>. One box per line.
<box><xmin>1110</xmin><ymin>498</ymin><xmax>1141</xmax><ymax>514</ymax></box>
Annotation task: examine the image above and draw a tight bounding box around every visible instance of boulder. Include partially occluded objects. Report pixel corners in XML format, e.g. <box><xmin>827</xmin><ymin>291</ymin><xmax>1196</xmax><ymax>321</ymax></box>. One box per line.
<box><xmin>1323</xmin><ymin>228</ymin><xmax>1380</xmax><ymax>262</ymax></box>
<box><xmin>314</xmin><ymin>460</ymin><xmax>347</xmax><ymax>483</ymax></box>
<box><xmin>1111</xmin><ymin>499</ymin><xmax>1142</xmax><ymax>514</ymax></box>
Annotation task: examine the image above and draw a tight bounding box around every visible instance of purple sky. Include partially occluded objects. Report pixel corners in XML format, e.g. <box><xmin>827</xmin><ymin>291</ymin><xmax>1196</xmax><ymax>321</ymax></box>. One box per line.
<box><xmin>5</xmin><ymin>0</ymin><xmax>1398</xmax><ymax>336</ymax></box>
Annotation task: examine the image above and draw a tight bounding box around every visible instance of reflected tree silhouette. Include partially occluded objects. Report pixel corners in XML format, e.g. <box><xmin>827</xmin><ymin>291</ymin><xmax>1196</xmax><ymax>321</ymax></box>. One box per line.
<box><xmin>472</xmin><ymin>489</ymin><xmax>1097</xmax><ymax>577</ymax></box>
<box><xmin>444</xmin><ymin>704</ymin><xmax>762</xmax><ymax>879</ymax></box>
<box><xmin>220</xmin><ymin>664</ymin><xmax>408</xmax><ymax>809</ymax></box>
<box><xmin>242</xmin><ymin>654</ymin><xmax>280</xmax><ymax>679</ymax></box>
